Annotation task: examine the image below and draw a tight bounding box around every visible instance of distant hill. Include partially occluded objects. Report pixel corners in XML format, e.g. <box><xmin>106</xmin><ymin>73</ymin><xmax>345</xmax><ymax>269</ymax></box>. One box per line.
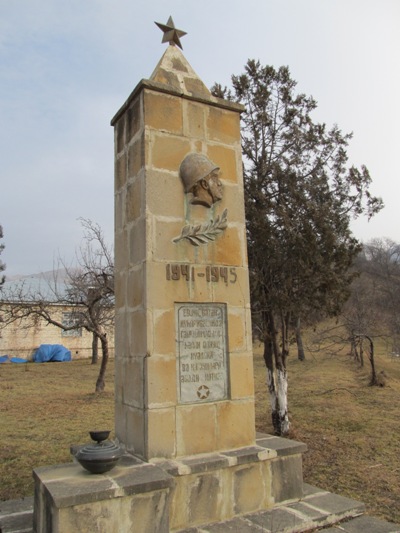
<box><xmin>1</xmin><ymin>270</ymin><xmax>70</xmax><ymax>301</ymax></box>
<box><xmin>5</xmin><ymin>269</ymin><xmax>70</xmax><ymax>283</ymax></box>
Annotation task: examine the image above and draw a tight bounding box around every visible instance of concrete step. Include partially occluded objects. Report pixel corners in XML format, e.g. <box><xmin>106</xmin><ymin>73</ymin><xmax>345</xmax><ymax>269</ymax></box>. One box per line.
<box><xmin>321</xmin><ymin>515</ymin><xmax>400</xmax><ymax>533</ymax></box>
<box><xmin>177</xmin><ymin>484</ymin><xmax>399</xmax><ymax>533</ymax></box>
<box><xmin>1</xmin><ymin>486</ymin><xmax>399</xmax><ymax>533</ymax></box>
<box><xmin>0</xmin><ymin>497</ymin><xmax>33</xmax><ymax>533</ymax></box>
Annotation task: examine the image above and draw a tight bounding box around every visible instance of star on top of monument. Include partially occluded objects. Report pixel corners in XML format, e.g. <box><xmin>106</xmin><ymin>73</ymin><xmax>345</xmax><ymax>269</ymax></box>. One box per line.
<box><xmin>155</xmin><ymin>16</ymin><xmax>187</xmax><ymax>50</ymax></box>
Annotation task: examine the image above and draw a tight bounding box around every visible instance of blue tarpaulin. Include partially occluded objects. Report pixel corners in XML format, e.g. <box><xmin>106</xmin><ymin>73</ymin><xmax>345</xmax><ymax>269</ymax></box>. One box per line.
<box><xmin>0</xmin><ymin>355</ymin><xmax>28</xmax><ymax>363</ymax></box>
<box><xmin>33</xmin><ymin>344</ymin><xmax>71</xmax><ymax>363</ymax></box>
<box><xmin>11</xmin><ymin>357</ymin><xmax>28</xmax><ymax>363</ymax></box>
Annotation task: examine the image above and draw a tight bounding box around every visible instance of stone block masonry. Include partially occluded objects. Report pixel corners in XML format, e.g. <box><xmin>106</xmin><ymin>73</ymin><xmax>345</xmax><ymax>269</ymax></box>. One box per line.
<box><xmin>111</xmin><ymin>45</ymin><xmax>255</xmax><ymax>461</ymax></box>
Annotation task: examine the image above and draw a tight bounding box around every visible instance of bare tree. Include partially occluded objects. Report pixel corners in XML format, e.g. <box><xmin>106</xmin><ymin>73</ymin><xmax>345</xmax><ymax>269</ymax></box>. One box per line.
<box><xmin>1</xmin><ymin>219</ymin><xmax>114</xmax><ymax>392</ymax></box>
<box><xmin>341</xmin><ymin>269</ymin><xmax>379</xmax><ymax>358</ymax></box>
<box><xmin>0</xmin><ymin>225</ymin><xmax>6</xmax><ymax>334</ymax></box>
<box><xmin>0</xmin><ymin>225</ymin><xmax>5</xmax><ymax>287</ymax></box>
<box><xmin>362</xmin><ymin>238</ymin><xmax>400</xmax><ymax>350</ymax></box>
<box><xmin>307</xmin><ymin>260</ymin><xmax>386</xmax><ymax>386</ymax></box>
<box><xmin>338</xmin><ymin>238</ymin><xmax>400</xmax><ymax>385</ymax></box>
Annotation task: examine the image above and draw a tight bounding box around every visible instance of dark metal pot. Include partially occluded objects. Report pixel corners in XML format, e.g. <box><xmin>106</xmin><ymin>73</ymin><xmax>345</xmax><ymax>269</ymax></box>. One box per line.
<box><xmin>75</xmin><ymin>430</ymin><xmax>123</xmax><ymax>474</ymax></box>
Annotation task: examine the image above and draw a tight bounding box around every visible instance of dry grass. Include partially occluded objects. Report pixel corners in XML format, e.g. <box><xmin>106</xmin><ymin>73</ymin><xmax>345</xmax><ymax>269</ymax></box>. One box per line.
<box><xmin>0</xmin><ymin>361</ymin><xmax>114</xmax><ymax>500</ymax></box>
<box><xmin>254</xmin><ymin>343</ymin><xmax>400</xmax><ymax>524</ymax></box>
<box><xmin>1</xmin><ymin>345</ymin><xmax>399</xmax><ymax>524</ymax></box>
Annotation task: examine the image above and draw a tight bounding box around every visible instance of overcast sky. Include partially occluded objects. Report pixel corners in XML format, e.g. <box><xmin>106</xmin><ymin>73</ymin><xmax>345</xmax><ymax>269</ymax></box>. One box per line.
<box><xmin>1</xmin><ymin>0</ymin><xmax>399</xmax><ymax>275</ymax></box>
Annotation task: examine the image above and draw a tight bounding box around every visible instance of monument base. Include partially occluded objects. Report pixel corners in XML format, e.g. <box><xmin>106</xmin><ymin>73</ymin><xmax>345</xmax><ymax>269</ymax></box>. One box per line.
<box><xmin>33</xmin><ymin>434</ymin><xmax>306</xmax><ymax>533</ymax></box>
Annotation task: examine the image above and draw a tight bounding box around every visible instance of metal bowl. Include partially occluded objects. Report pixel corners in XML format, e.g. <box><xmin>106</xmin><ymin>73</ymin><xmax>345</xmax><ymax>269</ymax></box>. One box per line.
<box><xmin>89</xmin><ymin>430</ymin><xmax>111</xmax><ymax>443</ymax></box>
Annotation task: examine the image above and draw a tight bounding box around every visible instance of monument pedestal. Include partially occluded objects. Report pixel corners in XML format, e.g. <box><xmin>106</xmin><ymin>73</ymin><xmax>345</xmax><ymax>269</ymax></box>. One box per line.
<box><xmin>33</xmin><ymin>434</ymin><xmax>306</xmax><ymax>533</ymax></box>
<box><xmin>154</xmin><ymin>434</ymin><xmax>306</xmax><ymax>531</ymax></box>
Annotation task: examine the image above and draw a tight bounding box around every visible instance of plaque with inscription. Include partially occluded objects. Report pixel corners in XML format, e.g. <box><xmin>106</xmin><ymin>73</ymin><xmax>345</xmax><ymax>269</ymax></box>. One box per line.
<box><xmin>176</xmin><ymin>303</ymin><xmax>229</xmax><ymax>404</ymax></box>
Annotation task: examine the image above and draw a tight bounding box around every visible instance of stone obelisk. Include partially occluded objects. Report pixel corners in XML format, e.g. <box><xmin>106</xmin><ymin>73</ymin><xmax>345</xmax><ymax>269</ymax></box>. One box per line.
<box><xmin>111</xmin><ymin>31</ymin><xmax>255</xmax><ymax>460</ymax></box>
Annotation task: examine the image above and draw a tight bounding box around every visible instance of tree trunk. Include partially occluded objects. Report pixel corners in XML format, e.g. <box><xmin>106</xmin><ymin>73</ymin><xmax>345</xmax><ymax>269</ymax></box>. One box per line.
<box><xmin>366</xmin><ymin>335</ymin><xmax>378</xmax><ymax>386</ymax></box>
<box><xmin>352</xmin><ymin>337</ymin><xmax>360</xmax><ymax>363</ymax></box>
<box><xmin>359</xmin><ymin>339</ymin><xmax>364</xmax><ymax>367</ymax></box>
<box><xmin>263</xmin><ymin>335</ymin><xmax>280</xmax><ymax>435</ymax></box>
<box><xmin>276</xmin><ymin>363</ymin><xmax>290</xmax><ymax>436</ymax></box>
<box><xmin>275</xmin><ymin>313</ymin><xmax>290</xmax><ymax>436</ymax></box>
<box><xmin>263</xmin><ymin>312</ymin><xmax>290</xmax><ymax>437</ymax></box>
<box><xmin>95</xmin><ymin>333</ymin><xmax>109</xmax><ymax>392</ymax></box>
<box><xmin>281</xmin><ymin>311</ymin><xmax>290</xmax><ymax>360</ymax></box>
<box><xmin>296</xmin><ymin>317</ymin><xmax>305</xmax><ymax>361</ymax></box>
<box><xmin>91</xmin><ymin>333</ymin><xmax>99</xmax><ymax>365</ymax></box>
<box><xmin>350</xmin><ymin>337</ymin><xmax>356</xmax><ymax>359</ymax></box>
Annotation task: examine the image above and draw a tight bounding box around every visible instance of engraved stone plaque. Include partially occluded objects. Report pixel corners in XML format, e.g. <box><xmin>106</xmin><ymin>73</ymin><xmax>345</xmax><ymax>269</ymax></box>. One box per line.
<box><xmin>176</xmin><ymin>303</ymin><xmax>229</xmax><ymax>404</ymax></box>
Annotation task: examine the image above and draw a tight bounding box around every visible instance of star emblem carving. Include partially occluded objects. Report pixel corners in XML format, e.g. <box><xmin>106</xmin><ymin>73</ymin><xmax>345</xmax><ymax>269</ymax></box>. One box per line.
<box><xmin>155</xmin><ymin>16</ymin><xmax>187</xmax><ymax>50</ymax></box>
<box><xmin>197</xmin><ymin>385</ymin><xmax>210</xmax><ymax>400</ymax></box>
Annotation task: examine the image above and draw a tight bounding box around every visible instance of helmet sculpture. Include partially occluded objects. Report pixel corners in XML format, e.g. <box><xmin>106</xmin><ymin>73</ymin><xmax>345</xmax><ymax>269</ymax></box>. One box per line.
<box><xmin>180</xmin><ymin>153</ymin><xmax>219</xmax><ymax>193</ymax></box>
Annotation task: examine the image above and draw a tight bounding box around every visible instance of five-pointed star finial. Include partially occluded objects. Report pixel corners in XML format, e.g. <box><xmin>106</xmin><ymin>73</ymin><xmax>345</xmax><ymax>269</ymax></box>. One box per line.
<box><xmin>155</xmin><ymin>16</ymin><xmax>187</xmax><ymax>50</ymax></box>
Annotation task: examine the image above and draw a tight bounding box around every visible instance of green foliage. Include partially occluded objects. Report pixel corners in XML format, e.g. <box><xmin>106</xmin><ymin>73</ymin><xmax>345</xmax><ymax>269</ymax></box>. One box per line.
<box><xmin>213</xmin><ymin>60</ymin><xmax>383</xmax><ymax>435</ymax></box>
<box><xmin>213</xmin><ymin>60</ymin><xmax>383</xmax><ymax>338</ymax></box>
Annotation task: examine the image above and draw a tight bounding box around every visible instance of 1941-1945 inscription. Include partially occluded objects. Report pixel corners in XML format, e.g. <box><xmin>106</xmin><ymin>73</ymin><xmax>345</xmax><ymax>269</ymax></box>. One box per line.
<box><xmin>166</xmin><ymin>264</ymin><xmax>237</xmax><ymax>284</ymax></box>
<box><xmin>176</xmin><ymin>303</ymin><xmax>229</xmax><ymax>404</ymax></box>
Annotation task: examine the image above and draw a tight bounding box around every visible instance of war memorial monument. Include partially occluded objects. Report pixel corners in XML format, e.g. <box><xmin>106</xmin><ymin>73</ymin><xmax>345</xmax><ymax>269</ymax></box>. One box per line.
<box><xmin>30</xmin><ymin>18</ymin><xmax>372</xmax><ymax>533</ymax></box>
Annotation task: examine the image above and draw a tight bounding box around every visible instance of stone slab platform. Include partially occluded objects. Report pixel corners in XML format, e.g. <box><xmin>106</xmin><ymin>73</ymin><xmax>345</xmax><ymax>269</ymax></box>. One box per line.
<box><xmin>321</xmin><ymin>515</ymin><xmax>400</xmax><ymax>533</ymax></box>
<box><xmin>2</xmin><ymin>486</ymin><xmax>399</xmax><ymax>533</ymax></box>
<box><xmin>177</xmin><ymin>485</ymin><xmax>400</xmax><ymax>533</ymax></box>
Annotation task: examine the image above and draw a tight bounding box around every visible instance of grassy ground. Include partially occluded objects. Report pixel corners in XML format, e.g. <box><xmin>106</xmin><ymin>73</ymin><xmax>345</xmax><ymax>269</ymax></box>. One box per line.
<box><xmin>0</xmin><ymin>361</ymin><xmax>115</xmax><ymax>500</ymax></box>
<box><xmin>1</xmin><ymin>346</ymin><xmax>399</xmax><ymax>524</ymax></box>
<box><xmin>254</xmin><ymin>343</ymin><xmax>400</xmax><ymax>524</ymax></box>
